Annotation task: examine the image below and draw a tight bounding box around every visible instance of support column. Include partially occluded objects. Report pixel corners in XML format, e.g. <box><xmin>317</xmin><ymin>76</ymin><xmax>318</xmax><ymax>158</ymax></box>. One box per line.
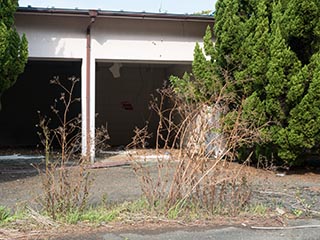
<box><xmin>82</xmin><ymin>10</ymin><xmax>97</xmax><ymax>163</ymax></box>
<box><xmin>81</xmin><ymin>57</ymin><xmax>88</xmax><ymax>157</ymax></box>
<box><xmin>81</xmin><ymin>53</ymin><xmax>96</xmax><ymax>163</ymax></box>
<box><xmin>89</xmin><ymin>56</ymin><xmax>96</xmax><ymax>162</ymax></box>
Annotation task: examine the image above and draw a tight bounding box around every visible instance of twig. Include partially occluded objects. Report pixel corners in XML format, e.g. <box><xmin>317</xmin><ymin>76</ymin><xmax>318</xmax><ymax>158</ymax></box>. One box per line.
<box><xmin>27</xmin><ymin>207</ymin><xmax>57</xmax><ymax>227</ymax></box>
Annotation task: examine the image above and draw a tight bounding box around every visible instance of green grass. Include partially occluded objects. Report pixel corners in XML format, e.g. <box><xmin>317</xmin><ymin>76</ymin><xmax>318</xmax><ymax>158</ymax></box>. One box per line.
<box><xmin>243</xmin><ymin>203</ymin><xmax>268</xmax><ymax>216</ymax></box>
<box><xmin>0</xmin><ymin>199</ymin><xmax>148</xmax><ymax>226</ymax></box>
<box><xmin>59</xmin><ymin>198</ymin><xmax>150</xmax><ymax>224</ymax></box>
<box><xmin>57</xmin><ymin>206</ymin><xmax>121</xmax><ymax>224</ymax></box>
<box><xmin>0</xmin><ymin>198</ymin><xmax>275</xmax><ymax>228</ymax></box>
<box><xmin>0</xmin><ymin>206</ymin><xmax>27</xmax><ymax>225</ymax></box>
<box><xmin>0</xmin><ymin>206</ymin><xmax>10</xmax><ymax>223</ymax></box>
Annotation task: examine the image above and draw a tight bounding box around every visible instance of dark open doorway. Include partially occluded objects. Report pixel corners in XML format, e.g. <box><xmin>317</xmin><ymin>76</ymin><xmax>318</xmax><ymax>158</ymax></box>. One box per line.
<box><xmin>0</xmin><ymin>60</ymin><xmax>81</xmax><ymax>147</ymax></box>
<box><xmin>95</xmin><ymin>62</ymin><xmax>191</xmax><ymax>147</ymax></box>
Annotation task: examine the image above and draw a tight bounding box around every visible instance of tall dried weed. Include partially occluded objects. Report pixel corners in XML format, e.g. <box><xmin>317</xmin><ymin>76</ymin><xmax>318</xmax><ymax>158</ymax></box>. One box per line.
<box><xmin>37</xmin><ymin>76</ymin><xmax>90</xmax><ymax>220</ymax></box>
<box><xmin>128</xmin><ymin>83</ymin><xmax>262</xmax><ymax>217</ymax></box>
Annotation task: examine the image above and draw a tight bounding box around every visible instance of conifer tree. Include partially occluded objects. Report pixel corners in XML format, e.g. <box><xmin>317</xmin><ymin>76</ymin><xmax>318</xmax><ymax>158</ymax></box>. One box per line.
<box><xmin>0</xmin><ymin>0</ymin><xmax>28</xmax><ymax>110</ymax></box>
<box><xmin>170</xmin><ymin>26</ymin><xmax>217</xmax><ymax>102</ymax></box>
<box><xmin>172</xmin><ymin>0</ymin><xmax>320</xmax><ymax>165</ymax></box>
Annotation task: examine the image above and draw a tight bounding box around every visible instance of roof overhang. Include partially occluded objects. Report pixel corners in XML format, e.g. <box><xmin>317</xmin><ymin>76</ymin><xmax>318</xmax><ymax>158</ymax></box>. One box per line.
<box><xmin>17</xmin><ymin>7</ymin><xmax>215</xmax><ymax>23</ymax></box>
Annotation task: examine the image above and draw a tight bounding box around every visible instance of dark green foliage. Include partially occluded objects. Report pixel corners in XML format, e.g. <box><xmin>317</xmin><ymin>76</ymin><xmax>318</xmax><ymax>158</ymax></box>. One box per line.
<box><xmin>171</xmin><ymin>0</ymin><xmax>320</xmax><ymax>165</ymax></box>
<box><xmin>0</xmin><ymin>0</ymin><xmax>28</xmax><ymax>110</ymax></box>
<box><xmin>170</xmin><ymin>26</ymin><xmax>218</xmax><ymax>102</ymax></box>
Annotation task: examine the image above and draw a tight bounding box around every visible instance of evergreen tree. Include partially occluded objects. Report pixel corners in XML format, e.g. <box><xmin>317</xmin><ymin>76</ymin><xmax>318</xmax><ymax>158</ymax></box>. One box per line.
<box><xmin>170</xmin><ymin>26</ymin><xmax>217</xmax><ymax>102</ymax></box>
<box><xmin>172</xmin><ymin>0</ymin><xmax>320</xmax><ymax>165</ymax></box>
<box><xmin>0</xmin><ymin>0</ymin><xmax>28</xmax><ymax>110</ymax></box>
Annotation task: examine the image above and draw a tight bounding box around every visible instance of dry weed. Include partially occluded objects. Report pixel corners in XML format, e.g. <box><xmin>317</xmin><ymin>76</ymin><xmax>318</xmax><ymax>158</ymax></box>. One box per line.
<box><xmin>128</xmin><ymin>85</ymin><xmax>262</xmax><ymax>217</ymax></box>
<box><xmin>37</xmin><ymin>76</ymin><xmax>91</xmax><ymax>220</ymax></box>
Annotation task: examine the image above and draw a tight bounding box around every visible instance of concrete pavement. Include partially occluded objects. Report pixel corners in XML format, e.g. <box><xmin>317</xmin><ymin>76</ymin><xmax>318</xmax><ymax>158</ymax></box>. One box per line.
<box><xmin>55</xmin><ymin>219</ymin><xmax>320</xmax><ymax>240</ymax></box>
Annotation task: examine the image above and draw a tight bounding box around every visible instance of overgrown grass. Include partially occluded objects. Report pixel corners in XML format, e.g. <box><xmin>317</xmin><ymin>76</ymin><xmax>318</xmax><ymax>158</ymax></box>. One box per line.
<box><xmin>2</xmin><ymin>79</ymin><xmax>310</xmax><ymax>232</ymax></box>
<box><xmin>0</xmin><ymin>198</ymin><xmax>287</xmax><ymax>231</ymax></box>
<box><xmin>0</xmin><ymin>199</ymin><xmax>152</xmax><ymax>226</ymax></box>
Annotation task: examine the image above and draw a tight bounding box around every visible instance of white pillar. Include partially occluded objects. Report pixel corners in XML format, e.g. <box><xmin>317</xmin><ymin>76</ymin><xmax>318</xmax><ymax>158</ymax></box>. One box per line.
<box><xmin>90</xmin><ymin>56</ymin><xmax>96</xmax><ymax>162</ymax></box>
<box><xmin>81</xmin><ymin>53</ymin><xmax>96</xmax><ymax>162</ymax></box>
<box><xmin>81</xmin><ymin>57</ymin><xmax>88</xmax><ymax>157</ymax></box>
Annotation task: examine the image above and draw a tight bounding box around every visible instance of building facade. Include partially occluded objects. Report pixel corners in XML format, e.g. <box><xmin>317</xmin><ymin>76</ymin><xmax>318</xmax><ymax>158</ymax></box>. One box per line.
<box><xmin>0</xmin><ymin>7</ymin><xmax>214</xmax><ymax>161</ymax></box>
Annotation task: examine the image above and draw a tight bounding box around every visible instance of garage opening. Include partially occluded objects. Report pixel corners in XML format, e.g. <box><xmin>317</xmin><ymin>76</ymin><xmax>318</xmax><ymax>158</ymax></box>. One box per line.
<box><xmin>0</xmin><ymin>60</ymin><xmax>81</xmax><ymax>147</ymax></box>
<box><xmin>96</xmin><ymin>62</ymin><xmax>191</xmax><ymax>148</ymax></box>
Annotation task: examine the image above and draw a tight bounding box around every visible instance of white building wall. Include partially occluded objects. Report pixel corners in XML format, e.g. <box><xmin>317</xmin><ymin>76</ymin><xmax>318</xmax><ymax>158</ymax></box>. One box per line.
<box><xmin>15</xmin><ymin>14</ymin><xmax>87</xmax><ymax>59</ymax></box>
<box><xmin>92</xmin><ymin>18</ymin><xmax>207</xmax><ymax>62</ymax></box>
<box><xmin>15</xmin><ymin>14</ymin><xmax>210</xmax><ymax>61</ymax></box>
<box><xmin>14</xmin><ymin>12</ymin><xmax>212</xmax><ymax>161</ymax></box>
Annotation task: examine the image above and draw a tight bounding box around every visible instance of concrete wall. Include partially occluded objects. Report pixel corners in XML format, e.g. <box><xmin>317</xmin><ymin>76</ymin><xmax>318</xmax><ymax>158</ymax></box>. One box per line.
<box><xmin>92</xmin><ymin>18</ymin><xmax>208</xmax><ymax>62</ymax></box>
<box><xmin>15</xmin><ymin>13</ymin><xmax>210</xmax><ymax>61</ymax></box>
<box><xmin>15</xmin><ymin>14</ymin><xmax>87</xmax><ymax>59</ymax></box>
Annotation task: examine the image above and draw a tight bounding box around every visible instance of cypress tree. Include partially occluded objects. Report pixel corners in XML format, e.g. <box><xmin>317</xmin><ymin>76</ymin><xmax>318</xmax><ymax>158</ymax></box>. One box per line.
<box><xmin>224</xmin><ymin>0</ymin><xmax>320</xmax><ymax>165</ymax></box>
<box><xmin>0</xmin><ymin>0</ymin><xmax>28</xmax><ymax>110</ymax></box>
<box><xmin>172</xmin><ymin>0</ymin><xmax>320</xmax><ymax>165</ymax></box>
<box><xmin>170</xmin><ymin>26</ymin><xmax>217</xmax><ymax>102</ymax></box>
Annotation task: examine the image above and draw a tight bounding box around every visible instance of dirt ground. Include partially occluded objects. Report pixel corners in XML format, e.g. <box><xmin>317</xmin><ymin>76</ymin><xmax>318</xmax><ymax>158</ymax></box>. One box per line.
<box><xmin>0</xmin><ymin>149</ymin><xmax>320</xmax><ymax>238</ymax></box>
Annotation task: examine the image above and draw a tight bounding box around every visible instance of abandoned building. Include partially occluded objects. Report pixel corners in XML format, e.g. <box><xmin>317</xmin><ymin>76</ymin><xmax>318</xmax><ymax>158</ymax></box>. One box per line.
<box><xmin>0</xmin><ymin>7</ymin><xmax>214</xmax><ymax>161</ymax></box>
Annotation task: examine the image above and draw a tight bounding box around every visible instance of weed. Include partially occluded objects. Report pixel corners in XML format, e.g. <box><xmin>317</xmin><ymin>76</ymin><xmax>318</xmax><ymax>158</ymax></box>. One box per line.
<box><xmin>37</xmin><ymin>76</ymin><xmax>91</xmax><ymax>220</ymax></box>
<box><xmin>61</xmin><ymin>207</ymin><xmax>120</xmax><ymax>224</ymax></box>
<box><xmin>63</xmin><ymin>210</ymin><xmax>81</xmax><ymax>224</ymax></box>
<box><xmin>82</xmin><ymin>209</ymin><xmax>118</xmax><ymax>223</ymax></box>
<box><xmin>124</xmin><ymin>198</ymin><xmax>149</xmax><ymax>214</ymax></box>
<box><xmin>0</xmin><ymin>206</ymin><xmax>10</xmax><ymax>223</ymax></box>
<box><xmin>245</xmin><ymin>203</ymin><xmax>268</xmax><ymax>216</ymax></box>
<box><xmin>128</xmin><ymin>85</ymin><xmax>261</xmax><ymax>218</ymax></box>
<box><xmin>167</xmin><ymin>200</ymin><xmax>187</xmax><ymax>219</ymax></box>
<box><xmin>0</xmin><ymin>206</ymin><xmax>28</xmax><ymax>225</ymax></box>
<box><xmin>292</xmin><ymin>189</ymin><xmax>314</xmax><ymax>217</ymax></box>
<box><xmin>95</xmin><ymin>123</ymin><xmax>110</xmax><ymax>153</ymax></box>
<box><xmin>57</xmin><ymin>200</ymin><xmax>148</xmax><ymax>224</ymax></box>
<box><xmin>292</xmin><ymin>209</ymin><xmax>304</xmax><ymax>217</ymax></box>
